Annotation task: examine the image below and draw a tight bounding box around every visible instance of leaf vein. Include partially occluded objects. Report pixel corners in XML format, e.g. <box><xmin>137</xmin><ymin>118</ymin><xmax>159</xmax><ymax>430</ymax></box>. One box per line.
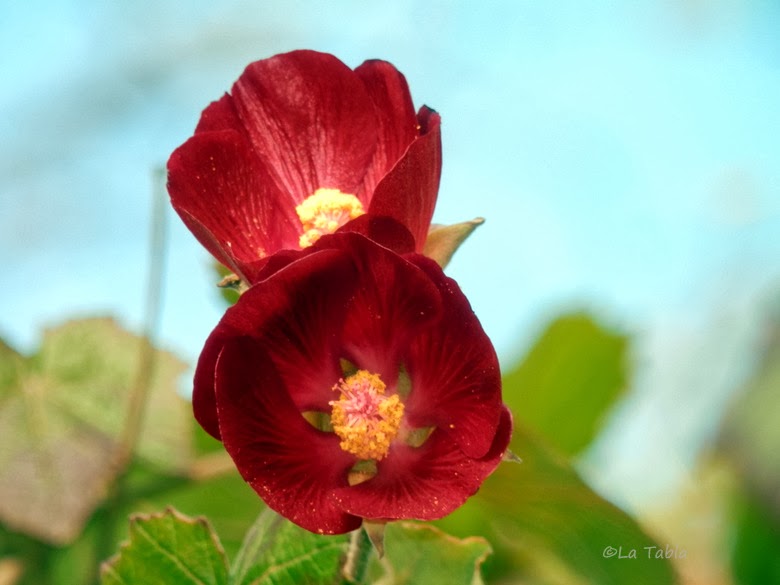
<box><xmin>246</xmin><ymin>542</ymin><xmax>346</xmax><ymax>585</ymax></box>
<box><xmin>135</xmin><ymin>522</ymin><xmax>213</xmax><ymax>585</ymax></box>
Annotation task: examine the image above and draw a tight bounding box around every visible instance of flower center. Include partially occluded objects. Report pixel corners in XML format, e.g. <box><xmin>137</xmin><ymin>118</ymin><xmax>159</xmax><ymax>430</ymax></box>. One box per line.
<box><xmin>329</xmin><ymin>370</ymin><xmax>404</xmax><ymax>461</ymax></box>
<box><xmin>295</xmin><ymin>188</ymin><xmax>365</xmax><ymax>248</ymax></box>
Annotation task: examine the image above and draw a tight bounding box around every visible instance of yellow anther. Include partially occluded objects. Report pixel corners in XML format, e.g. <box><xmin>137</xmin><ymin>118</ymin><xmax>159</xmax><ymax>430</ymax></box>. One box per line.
<box><xmin>329</xmin><ymin>370</ymin><xmax>404</xmax><ymax>461</ymax></box>
<box><xmin>296</xmin><ymin>188</ymin><xmax>365</xmax><ymax>247</ymax></box>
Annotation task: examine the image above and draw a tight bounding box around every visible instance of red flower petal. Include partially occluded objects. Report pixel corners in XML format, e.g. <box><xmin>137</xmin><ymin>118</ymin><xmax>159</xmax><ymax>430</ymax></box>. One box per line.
<box><xmin>167</xmin><ymin>129</ymin><xmax>300</xmax><ymax>274</ymax></box>
<box><xmin>169</xmin><ymin>51</ymin><xmax>442</xmax><ymax>272</ymax></box>
<box><xmin>194</xmin><ymin>93</ymin><xmax>243</xmax><ymax>134</ymax></box>
<box><xmin>334</xmin><ymin>406</ymin><xmax>512</xmax><ymax>521</ymax></box>
<box><xmin>335</xmin><ymin>214</ymin><xmax>416</xmax><ymax>255</ymax></box>
<box><xmin>216</xmin><ymin>338</ymin><xmax>361</xmax><ymax>534</ymax></box>
<box><xmin>315</xmin><ymin>233</ymin><xmax>442</xmax><ymax>384</ymax></box>
<box><xmin>354</xmin><ymin>60</ymin><xmax>418</xmax><ymax>199</ymax></box>
<box><xmin>192</xmin><ymin>248</ymin><xmax>357</xmax><ymax>438</ymax></box>
<box><xmin>369</xmin><ymin>107</ymin><xmax>442</xmax><ymax>251</ymax></box>
<box><xmin>402</xmin><ymin>254</ymin><xmax>503</xmax><ymax>459</ymax></box>
<box><xmin>240</xmin><ymin>249</ymin><xmax>301</xmax><ymax>285</ymax></box>
<box><xmin>231</xmin><ymin>50</ymin><xmax>378</xmax><ymax>204</ymax></box>
<box><xmin>192</xmin><ymin>332</ymin><xmax>227</xmax><ymax>440</ymax></box>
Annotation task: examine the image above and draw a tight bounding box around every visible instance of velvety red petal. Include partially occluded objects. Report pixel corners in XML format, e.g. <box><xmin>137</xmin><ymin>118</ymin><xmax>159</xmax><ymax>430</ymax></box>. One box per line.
<box><xmin>334</xmin><ymin>406</ymin><xmax>512</xmax><ymax>521</ymax></box>
<box><xmin>216</xmin><ymin>338</ymin><xmax>361</xmax><ymax>534</ymax></box>
<box><xmin>191</xmin><ymin>249</ymin><xmax>357</xmax><ymax>439</ymax></box>
<box><xmin>194</xmin><ymin>93</ymin><xmax>243</xmax><ymax>134</ymax></box>
<box><xmin>192</xmin><ymin>331</ymin><xmax>226</xmax><ymax>440</ymax></box>
<box><xmin>231</xmin><ymin>50</ymin><xmax>378</xmax><ymax>203</ymax></box>
<box><xmin>368</xmin><ymin>107</ymin><xmax>441</xmax><ymax>252</ymax></box>
<box><xmin>175</xmin><ymin>207</ymin><xmax>245</xmax><ymax>280</ymax></box>
<box><xmin>167</xmin><ymin>129</ymin><xmax>301</xmax><ymax>273</ymax></box>
<box><xmin>240</xmin><ymin>249</ymin><xmax>300</xmax><ymax>285</ymax></box>
<box><xmin>243</xmin><ymin>214</ymin><xmax>417</xmax><ymax>284</ymax></box>
<box><xmin>354</xmin><ymin>60</ymin><xmax>418</xmax><ymax>200</ymax></box>
<box><xmin>336</xmin><ymin>214</ymin><xmax>415</xmax><ymax>255</ymax></box>
<box><xmin>402</xmin><ymin>254</ymin><xmax>503</xmax><ymax>459</ymax></box>
<box><xmin>313</xmin><ymin>233</ymin><xmax>442</xmax><ymax>385</ymax></box>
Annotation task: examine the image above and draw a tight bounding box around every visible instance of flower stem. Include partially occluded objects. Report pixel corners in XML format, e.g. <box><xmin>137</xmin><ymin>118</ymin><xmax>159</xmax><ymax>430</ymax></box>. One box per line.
<box><xmin>115</xmin><ymin>166</ymin><xmax>169</xmax><ymax>469</ymax></box>
<box><xmin>342</xmin><ymin>527</ymin><xmax>372</xmax><ymax>584</ymax></box>
<box><xmin>90</xmin><ymin>167</ymin><xmax>169</xmax><ymax>585</ymax></box>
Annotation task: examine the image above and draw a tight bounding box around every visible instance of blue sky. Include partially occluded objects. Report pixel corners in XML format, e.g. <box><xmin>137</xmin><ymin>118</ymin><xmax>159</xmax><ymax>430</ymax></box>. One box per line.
<box><xmin>2</xmin><ymin>0</ymin><xmax>779</xmax><ymax>513</ymax></box>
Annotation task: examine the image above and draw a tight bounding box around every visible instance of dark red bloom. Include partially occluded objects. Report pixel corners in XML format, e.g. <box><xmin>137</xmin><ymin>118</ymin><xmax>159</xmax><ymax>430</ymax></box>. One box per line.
<box><xmin>194</xmin><ymin>232</ymin><xmax>511</xmax><ymax>534</ymax></box>
<box><xmin>167</xmin><ymin>50</ymin><xmax>441</xmax><ymax>283</ymax></box>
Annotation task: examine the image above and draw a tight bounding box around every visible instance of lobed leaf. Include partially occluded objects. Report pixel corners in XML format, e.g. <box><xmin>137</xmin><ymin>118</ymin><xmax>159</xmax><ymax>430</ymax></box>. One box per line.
<box><xmin>0</xmin><ymin>318</ymin><xmax>190</xmax><ymax>544</ymax></box>
<box><xmin>101</xmin><ymin>508</ymin><xmax>228</xmax><ymax>585</ymax></box>
<box><xmin>230</xmin><ymin>508</ymin><xmax>349</xmax><ymax>585</ymax></box>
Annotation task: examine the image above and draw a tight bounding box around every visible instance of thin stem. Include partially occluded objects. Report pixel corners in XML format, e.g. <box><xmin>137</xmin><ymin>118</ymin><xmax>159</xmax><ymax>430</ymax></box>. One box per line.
<box><xmin>90</xmin><ymin>167</ymin><xmax>169</xmax><ymax>585</ymax></box>
<box><xmin>114</xmin><ymin>166</ymin><xmax>169</xmax><ymax>467</ymax></box>
<box><xmin>341</xmin><ymin>527</ymin><xmax>372</xmax><ymax>584</ymax></box>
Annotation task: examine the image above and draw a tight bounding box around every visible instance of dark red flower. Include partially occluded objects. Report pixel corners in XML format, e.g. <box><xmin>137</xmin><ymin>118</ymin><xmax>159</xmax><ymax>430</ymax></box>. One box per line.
<box><xmin>167</xmin><ymin>50</ymin><xmax>441</xmax><ymax>283</ymax></box>
<box><xmin>193</xmin><ymin>232</ymin><xmax>512</xmax><ymax>534</ymax></box>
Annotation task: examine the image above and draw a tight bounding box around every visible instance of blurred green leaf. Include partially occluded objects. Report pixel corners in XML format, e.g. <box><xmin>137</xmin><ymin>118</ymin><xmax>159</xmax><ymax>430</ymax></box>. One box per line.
<box><xmin>230</xmin><ymin>508</ymin><xmax>349</xmax><ymax>585</ymax></box>
<box><xmin>100</xmin><ymin>508</ymin><xmax>228</xmax><ymax>585</ymax></box>
<box><xmin>730</xmin><ymin>488</ymin><xmax>780</xmax><ymax>585</ymax></box>
<box><xmin>716</xmin><ymin>309</ymin><xmax>780</xmax><ymax>584</ymax></box>
<box><xmin>502</xmin><ymin>312</ymin><xmax>628</xmax><ymax>456</ymax></box>
<box><xmin>366</xmin><ymin>522</ymin><xmax>491</xmax><ymax>585</ymax></box>
<box><xmin>718</xmin><ymin>314</ymin><xmax>780</xmax><ymax>517</ymax></box>
<box><xmin>0</xmin><ymin>318</ymin><xmax>189</xmax><ymax>545</ymax></box>
<box><xmin>40</xmin><ymin>317</ymin><xmax>192</xmax><ymax>472</ymax></box>
<box><xmin>0</xmin><ymin>339</ymin><xmax>23</xmax><ymax>404</ymax></box>
<box><xmin>436</xmin><ymin>424</ymin><xmax>679</xmax><ymax>584</ymax></box>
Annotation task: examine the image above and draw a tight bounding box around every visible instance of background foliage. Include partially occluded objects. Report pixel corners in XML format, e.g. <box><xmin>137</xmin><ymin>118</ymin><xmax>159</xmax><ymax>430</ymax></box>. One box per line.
<box><xmin>3</xmin><ymin>305</ymin><xmax>771</xmax><ymax>584</ymax></box>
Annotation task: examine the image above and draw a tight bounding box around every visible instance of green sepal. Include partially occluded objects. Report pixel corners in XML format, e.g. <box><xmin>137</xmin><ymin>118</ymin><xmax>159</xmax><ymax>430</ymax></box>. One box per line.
<box><xmin>348</xmin><ymin>459</ymin><xmax>378</xmax><ymax>486</ymax></box>
<box><xmin>405</xmin><ymin>426</ymin><xmax>435</xmax><ymax>448</ymax></box>
<box><xmin>362</xmin><ymin>520</ymin><xmax>387</xmax><ymax>558</ymax></box>
<box><xmin>301</xmin><ymin>411</ymin><xmax>333</xmax><ymax>432</ymax></box>
<box><xmin>396</xmin><ymin>363</ymin><xmax>412</xmax><ymax>399</ymax></box>
<box><xmin>422</xmin><ymin>218</ymin><xmax>485</xmax><ymax>268</ymax></box>
<box><xmin>340</xmin><ymin>358</ymin><xmax>359</xmax><ymax>377</ymax></box>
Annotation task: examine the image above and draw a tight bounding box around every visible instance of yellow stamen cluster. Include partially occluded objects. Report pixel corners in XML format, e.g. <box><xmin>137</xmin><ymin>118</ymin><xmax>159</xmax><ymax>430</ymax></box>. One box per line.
<box><xmin>329</xmin><ymin>370</ymin><xmax>404</xmax><ymax>461</ymax></box>
<box><xmin>296</xmin><ymin>188</ymin><xmax>365</xmax><ymax>248</ymax></box>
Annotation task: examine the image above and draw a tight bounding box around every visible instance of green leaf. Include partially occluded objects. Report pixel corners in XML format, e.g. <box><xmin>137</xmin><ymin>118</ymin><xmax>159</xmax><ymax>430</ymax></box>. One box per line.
<box><xmin>436</xmin><ymin>425</ymin><xmax>679</xmax><ymax>585</ymax></box>
<box><xmin>502</xmin><ymin>312</ymin><xmax>628</xmax><ymax>456</ymax></box>
<box><xmin>718</xmin><ymin>313</ymin><xmax>780</xmax><ymax>517</ymax></box>
<box><xmin>729</xmin><ymin>487</ymin><xmax>780</xmax><ymax>585</ymax></box>
<box><xmin>462</xmin><ymin>310</ymin><xmax>670</xmax><ymax>582</ymax></box>
<box><xmin>122</xmin><ymin>463</ymin><xmax>266</xmax><ymax>560</ymax></box>
<box><xmin>40</xmin><ymin>317</ymin><xmax>192</xmax><ymax>472</ymax></box>
<box><xmin>231</xmin><ymin>512</ymin><xmax>489</xmax><ymax>585</ymax></box>
<box><xmin>230</xmin><ymin>508</ymin><xmax>349</xmax><ymax>585</ymax></box>
<box><xmin>0</xmin><ymin>338</ymin><xmax>23</xmax><ymax>404</ymax></box>
<box><xmin>716</xmin><ymin>309</ymin><xmax>780</xmax><ymax>583</ymax></box>
<box><xmin>0</xmin><ymin>318</ymin><xmax>190</xmax><ymax>544</ymax></box>
<box><xmin>367</xmin><ymin>522</ymin><xmax>491</xmax><ymax>585</ymax></box>
<box><xmin>101</xmin><ymin>508</ymin><xmax>228</xmax><ymax>585</ymax></box>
